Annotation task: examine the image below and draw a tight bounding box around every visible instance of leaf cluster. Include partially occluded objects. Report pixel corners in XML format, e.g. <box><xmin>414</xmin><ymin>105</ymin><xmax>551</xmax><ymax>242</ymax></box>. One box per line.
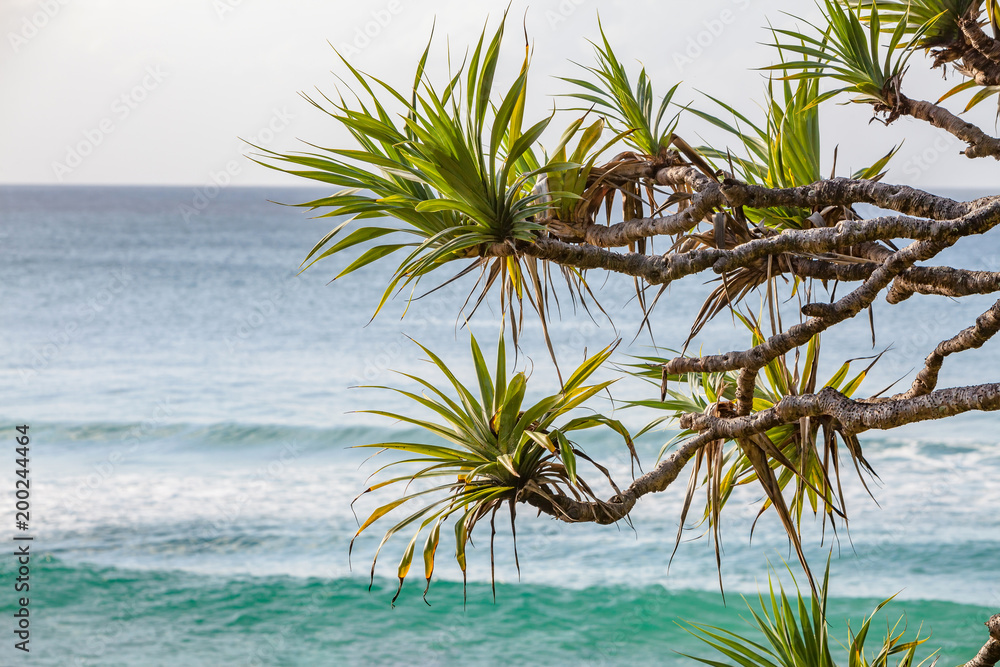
<box><xmin>685</xmin><ymin>561</ymin><xmax>937</xmax><ymax>667</ymax></box>
<box><xmin>351</xmin><ymin>335</ymin><xmax>635</xmax><ymax>605</ymax></box>
<box><xmin>627</xmin><ymin>312</ymin><xmax>879</xmax><ymax>586</ymax></box>
<box><xmin>252</xmin><ymin>15</ymin><xmax>569</xmax><ymax>324</ymax></box>
<box><xmin>765</xmin><ymin>0</ymin><xmax>928</xmax><ymax>110</ymax></box>
<box><xmin>561</xmin><ymin>20</ymin><xmax>681</xmax><ymax>157</ymax></box>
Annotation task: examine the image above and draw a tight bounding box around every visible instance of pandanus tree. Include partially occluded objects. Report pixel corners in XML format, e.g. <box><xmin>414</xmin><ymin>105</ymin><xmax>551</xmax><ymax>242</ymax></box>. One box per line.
<box><xmin>256</xmin><ymin>2</ymin><xmax>1000</xmax><ymax>664</ymax></box>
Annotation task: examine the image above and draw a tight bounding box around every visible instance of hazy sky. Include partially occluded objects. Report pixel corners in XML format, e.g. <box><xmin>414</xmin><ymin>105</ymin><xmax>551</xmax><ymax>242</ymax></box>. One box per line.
<box><xmin>2</xmin><ymin>0</ymin><xmax>997</xmax><ymax>189</ymax></box>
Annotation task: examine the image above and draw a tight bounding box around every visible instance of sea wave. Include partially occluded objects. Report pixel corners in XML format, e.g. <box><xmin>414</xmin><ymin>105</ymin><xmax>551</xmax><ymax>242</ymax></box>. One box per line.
<box><xmin>5</xmin><ymin>558</ymin><xmax>993</xmax><ymax>667</ymax></box>
<box><xmin>10</xmin><ymin>417</ymin><xmax>1000</xmax><ymax>457</ymax></box>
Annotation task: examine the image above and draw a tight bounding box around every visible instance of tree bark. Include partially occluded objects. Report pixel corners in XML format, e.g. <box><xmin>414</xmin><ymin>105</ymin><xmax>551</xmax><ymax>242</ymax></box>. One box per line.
<box><xmin>963</xmin><ymin>614</ymin><xmax>1000</xmax><ymax>667</ymax></box>
<box><xmin>899</xmin><ymin>95</ymin><xmax>1000</xmax><ymax>159</ymax></box>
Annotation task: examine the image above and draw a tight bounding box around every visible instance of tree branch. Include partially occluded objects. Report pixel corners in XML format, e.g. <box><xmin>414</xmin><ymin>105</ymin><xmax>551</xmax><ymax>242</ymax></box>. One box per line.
<box><xmin>899</xmin><ymin>95</ymin><xmax>1000</xmax><ymax>159</ymax></box>
<box><xmin>549</xmin><ymin>171</ymin><xmax>971</xmax><ymax>248</ymax></box>
<box><xmin>525</xmin><ymin>382</ymin><xmax>1000</xmax><ymax>525</ymax></box>
<box><xmin>894</xmin><ymin>298</ymin><xmax>1000</xmax><ymax>399</ymax></box>
<box><xmin>662</xmin><ymin>237</ymin><xmax>951</xmax><ymax>377</ymax></box>
<box><xmin>653</xmin><ymin>199</ymin><xmax>1000</xmax><ymax>380</ymax></box>
<box><xmin>523</xmin><ymin>430</ymin><xmax>714</xmax><ymax>524</ymax></box>
<box><xmin>682</xmin><ymin>383</ymin><xmax>1000</xmax><ymax>439</ymax></box>
<box><xmin>888</xmin><ymin>266</ymin><xmax>1000</xmax><ymax>303</ymax></box>
<box><xmin>959</xmin><ymin>10</ymin><xmax>1000</xmax><ymax>64</ymax></box>
<box><xmin>963</xmin><ymin>614</ymin><xmax>1000</xmax><ymax>667</ymax></box>
<box><xmin>581</xmin><ymin>180</ymin><xmax>723</xmax><ymax>247</ymax></box>
<box><xmin>557</xmin><ymin>176</ymin><xmax>971</xmax><ymax>249</ymax></box>
<box><xmin>719</xmin><ymin>178</ymin><xmax>970</xmax><ymax>220</ymax></box>
<box><xmin>786</xmin><ymin>258</ymin><xmax>1000</xmax><ymax>302</ymax></box>
<box><xmin>514</xmin><ymin>199</ymin><xmax>1000</xmax><ymax>288</ymax></box>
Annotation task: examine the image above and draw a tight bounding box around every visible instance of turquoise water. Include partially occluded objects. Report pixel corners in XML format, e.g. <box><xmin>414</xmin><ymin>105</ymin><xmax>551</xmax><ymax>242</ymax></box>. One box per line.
<box><xmin>1</xmin><ymin>186</ymin><xmax>998</xmax><ymax>665</ymax></box>
<box><xmin>2</xmin><ymin>560</ymin><xmax>993</xmax><ymax>666</ymax></box>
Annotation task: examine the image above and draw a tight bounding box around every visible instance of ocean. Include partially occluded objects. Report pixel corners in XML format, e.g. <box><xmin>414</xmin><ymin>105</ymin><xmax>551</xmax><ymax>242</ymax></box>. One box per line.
<box><xmin>1</xmin><ymin>184</ymin><xmax>998</xmax><ymax>665</ymax></box>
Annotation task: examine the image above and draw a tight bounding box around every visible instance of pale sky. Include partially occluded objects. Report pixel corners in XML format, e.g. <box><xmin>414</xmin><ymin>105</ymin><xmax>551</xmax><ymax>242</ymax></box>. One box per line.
<box><xmin>2</xmin><ymin>0</ymin><xmax>997</xmax><ymax>189</ymax></box>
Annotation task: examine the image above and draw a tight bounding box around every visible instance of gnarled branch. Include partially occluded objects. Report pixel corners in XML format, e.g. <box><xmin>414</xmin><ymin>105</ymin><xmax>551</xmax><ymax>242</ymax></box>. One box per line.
<box><xmin>959</xmin><ymin>9</ymin><xmax>1000</xmax><ymax>64</ymax></box>
<box><xmin>894</xmin><ymin>298</ymin><xmax>1000</xmax><ymax>399</ymax></box>
<box><xmin>524</xmin><ymin>382</ymin><xmax>1000</xmax><ymax>525</ymax></box>
<box><xmin>899</xmin><ymin>95</ymin><xmax>1000</xmax><ymax>159</ymax></box>
<box><xmin>963</xmin><ymin>614</ymin><xmax>1000</xmax><ymax>667</ymax></box>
